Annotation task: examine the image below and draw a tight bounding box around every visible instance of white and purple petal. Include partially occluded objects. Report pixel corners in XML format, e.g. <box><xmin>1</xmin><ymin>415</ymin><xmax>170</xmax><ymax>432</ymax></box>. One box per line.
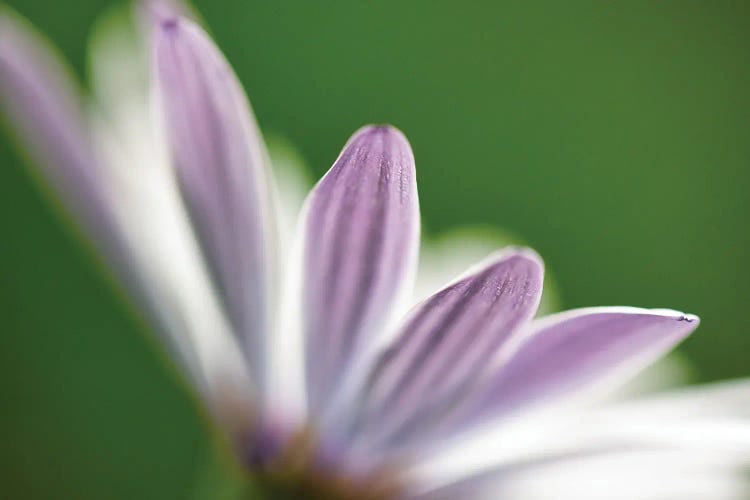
<box><xmin>413</xmin><ymin>228</ymin><xmax>560</xmax><ymax>317</ymax></box>
<box><xmin>457</xmin><ymin>307</ymin><xmax>699</xmax><ymax>429</ymax></box>
<box><xmin>0</xmin><ymin>8</ymin><xmax>117</xmax><ymax>254</ymax></box>
<box><xmin>349</xmin><ymin>249</ymin><xmax>543</xmax><ymax>456</ymax></box>
<box><xmin>301</xmin><ymin>125</ymin><xmax>420</xmax><ymax>418</ymax></box>
<box><xmin>154</xmin><ymin>16</ymin><xmax>277</xmax><ymax>391</ymax></box>
<box><xmin>88</xmin><ymin>6</ymin><xmax>256</xmax><ymax>437</ymax></box>
<box><xmin>412</xmin><ymin>447</ymin><xmax>748</xmax><ymax>500</ymax></box>
<box><xmin>408</xmin><ymin>379</ymin><xmax>750</xmax><ymax>499</ymax></box>
<box><xmin>1</xmin><ymin>6</ymin><xmax>214</xmax><ymax>400</ymax></box>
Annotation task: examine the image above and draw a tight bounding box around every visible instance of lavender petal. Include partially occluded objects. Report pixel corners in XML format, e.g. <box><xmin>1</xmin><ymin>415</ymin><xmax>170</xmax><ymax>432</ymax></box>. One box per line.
<box><xmin>88</xmin><ymin>6</ymin><xmax>259</xmax><ymax>432</ymax></box>
<box><xmin>351</xmin><ymin>249</ymin><xmax>543</xmax><ymax>454</ymax></box>
<box><xmin>461</xmin><ymin>307</ymin><xmax>700</xmax><ymax>428</ymax></box>
<box><xmin>0</xmin><ymin>9</ymin><xmax>117</xmax><ymax>253</ymax></box>
<box><xmin>154</xmin><ymin>16</ymin><xmax>277</xmax><ymax>390</ymax></box>
<box><xmin>301</xmin><ymin>125</ymin><xmax>420</xmax><ymax>418</ymax></box>
<box><xmin>0</xmin><ymin>7</ymin><xmax>230</xmax><ymax>396</ymax></box>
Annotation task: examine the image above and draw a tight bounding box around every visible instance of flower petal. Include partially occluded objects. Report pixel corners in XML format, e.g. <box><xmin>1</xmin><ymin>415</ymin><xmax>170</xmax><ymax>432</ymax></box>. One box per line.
<box><xmin>460</xmin><ymin>307</ymin><xmax>699</xmax><ymax>428</ymax></box>
<box><xmin>616</xmin><ymin>377</ymin><xmax>750</xmax><ymax>419</ymax></box>
<box><xmin>411</xmin><ymin>448</ymin><xmax>749</xmax><ymax>500</ymax></box>
<box><xmin>301</xmin><ymin>125</ymin><xmax>420</xmax><ymax>418</ymax></box>
<box><xmin>408</xmin><ymin>378</ymin><xmax>750</xmax><ymax>499</ymax></box>
<box><xmin>413</xmin><ymin>227</ymin><xmax>560</xmax><ymax>316</ymax></box>
<box><xmin>605</xmin><ymin>353</ymin><xmax>692</xmax><ymax>401</ymax></box>
<box><xmin>141</xmin><ymin>0</ymin><xmax>192</xmax><ymax>19</ymax></box>
<box><xmin>89</xmin><ymin>5</ymin><xmax>256</xmax><ymax>434</ymax></box>
<box><xmin>348</xmin><ymin>249</ymin><xmax>543</xmax><ymax>455</ymax></box>
<box><xmin>154</xmin><ymin>16</ymin><xmax>277</xmax><ymax>390</ymax></box>
<box><xmin>0</xmin><ymin>7</ymin><xmax>235</xmax><ymax>400</ymax></box>
<box><xmin>0</xmin><ymin>8</ymin><xmax>117</xmax><ymax>253</ymax></box>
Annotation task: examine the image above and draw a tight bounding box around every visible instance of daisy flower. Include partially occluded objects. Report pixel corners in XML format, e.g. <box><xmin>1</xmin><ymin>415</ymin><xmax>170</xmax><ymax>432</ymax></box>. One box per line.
<box><xmin>1</xmin><ymin>2</ymin><xmax>748</xmax><ymax>498</ymax></box>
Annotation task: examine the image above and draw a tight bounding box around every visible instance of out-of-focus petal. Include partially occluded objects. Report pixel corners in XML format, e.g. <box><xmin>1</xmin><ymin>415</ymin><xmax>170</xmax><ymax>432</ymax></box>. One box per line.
<box><xmin>407</xmin><ymin>379</ymin><xmax>750</xmax><ymax>499</ymax></box>
<box><xmin>154</xmin><ymin>16</ymin><xmax>277</xmax><ymax>391</ymax></box>
<box><xmin>137</xmin><ymin>0</ymin><xmax>199</xmax><ymax>35</ymax></box>
<box><xmin>411</xmin><ymin>448</ymin><xmax>749</xmax><ymax>500</ymax></box>
<box><xmin>605</xmin><ymin>353</ymin><xmax>693</xmax><ymax>401</ymax></box>
<box><xmin>457</xmin><ymin>307</ymin><xmax>699</xmax><ymax>429</ymax></box>
<box><xmin>583</xmin><ymin>378</ymin><xmax>750</xmax><ymax>454</ymax></box>
<box><xmin>615</xmin><ymin>377</ymin><xmax>750</xmax><ymax>418</ymax></box>
<box><xmin>348</xmin><ymin>249</ymin><xmax>543</xmax><ymax>456</ymax></box>
<box><xmin>142</xmin><ymin>0</ymin><xmax>192</xmax><ymax>17</ymax></box>
<box><xmin>89</xmin><ymin>2</ymin><xmax>201</xmax><ymax>383</ymax></box>
<box><xmin>264</xmin><ymin>136</ymin><xmax>312</xmax><ymax>420</ymax></box>
<box><xmin>0</xmin><ymin>8</ymin><xmax>116</xmax><ymax>253</ymax></box>
<box><xmin>265</xmin><ymin>135</ymin><xmax>313</xmax><ymax>256</ymax></box>
<box><xmin>300</xmin><ymin>125</ymin><xmax>420</xmax><ymax>419</ymax></box>
<box><xmin>88</xmin><ymin>6</ymin><xmax>255</xmax><ymax>435</ymax></box>
<box><xmin>0</xmin><ymin>7</ymin><xmax>227</xmax><ymax>399</ymax></box>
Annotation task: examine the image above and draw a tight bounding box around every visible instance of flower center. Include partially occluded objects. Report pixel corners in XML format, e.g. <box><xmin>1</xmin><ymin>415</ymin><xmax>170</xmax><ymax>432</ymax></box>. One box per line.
<box><xmin>244</xmin><ymin>428</ymin><xmax>403</xmax><ymax>499</ymax></box>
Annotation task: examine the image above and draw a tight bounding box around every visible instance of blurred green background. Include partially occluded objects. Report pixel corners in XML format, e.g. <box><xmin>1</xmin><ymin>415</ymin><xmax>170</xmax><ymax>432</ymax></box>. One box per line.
<box><xmin>1</xmin><ymin>0</ymin><xmax>748</xmax><ymax>498</ymax></box>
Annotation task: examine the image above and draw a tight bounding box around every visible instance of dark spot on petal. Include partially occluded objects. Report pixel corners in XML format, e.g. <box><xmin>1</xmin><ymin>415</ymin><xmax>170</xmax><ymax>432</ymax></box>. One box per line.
<box><xmin>161</xmin><ymin>17</ymin><xmax>179</xmax><ymax>31</ymax></box>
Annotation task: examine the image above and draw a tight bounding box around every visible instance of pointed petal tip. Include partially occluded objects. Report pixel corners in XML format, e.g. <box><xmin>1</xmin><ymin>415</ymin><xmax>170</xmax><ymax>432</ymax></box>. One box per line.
<box><xmin>618</xmin><ymin>307</ymin><xmax>700</xmax><ymax>330</ymax></box>
<box><xmin>152</xmin><ymin>13</ymin><xmax>188</xmax><ymax>38</ymax></box>
<box><xmin>663</xmin><ymin>310</ymin><xmax>701</xmax><ymax>335</ymax></box>
<box><xmin>0</xmin><ymin>7</ymin><xmax>27</xmax><ymax>48</ymax></box>
<box><xmin>650</xmin><ymin>308</ymin><xmax>701</xmax><ymax>339</ymax></box>
<box><xmin>356</xmin><ymin>123</ymin><xmax>406</xmax><ymax>137</ymax></box>
<box><xmin>346</xmin><ymin>124</ymin><xmax>413</xmax><ymax>155</ymax></box>
<box><xmin>485</xmin><ymin>246</ymin><xmax>545</xmax><ymax>275</ymax></box>
<box><xmin>138</xmin><ymin>0</ymin><xmax>188</xmax><ymax>27</ymax></box>
<box><xmin>648</xmin><ymin>308</ymin><xmax>700</xmax><ymax>324</ymax></box>
<box><xmin>680</xmin><ymin>313</ymin><xmax>700</xmax><ymax>324</ymax></box>
<box><xmin>529</xmin><ymin>306</ymin><xmax>701</xmax><ymax>343</ymax></box>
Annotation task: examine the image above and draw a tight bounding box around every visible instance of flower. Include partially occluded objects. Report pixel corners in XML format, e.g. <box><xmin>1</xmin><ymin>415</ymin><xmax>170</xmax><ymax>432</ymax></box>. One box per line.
<box><xmin>0</xmin><ymin>3</ymin><xmax>748</xmax><ymax>498</ymax></box>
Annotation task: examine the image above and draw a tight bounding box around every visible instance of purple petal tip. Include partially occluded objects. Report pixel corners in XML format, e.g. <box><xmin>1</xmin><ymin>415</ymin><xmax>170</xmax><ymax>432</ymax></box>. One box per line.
<box><xmin>486</xmin><ymin>246</ymin><xmax>545</xmax><ymax>274</ymax></box>
<box><xmin>352</xmin><ymin>124</ymin><xmax>409</xmax><ymax>145</ymax></box>
<box><xmin>649</xmin><ymin>308</ymin><xmax>700</xmax><ymax>325</ymax></box>
<box><xmin>361</xmin><ymin>124</ymin><xmax>401</xmax><ymax>134</ymax></box>
<box><xmin>161</xmin><ymin>17</ymin><xmax>179</xmax><ymax>31</ymax></box>
<box><xmin>678</xmin><ymin>313</ymin><xmax>699</xmax><ymax>323</ymax></box>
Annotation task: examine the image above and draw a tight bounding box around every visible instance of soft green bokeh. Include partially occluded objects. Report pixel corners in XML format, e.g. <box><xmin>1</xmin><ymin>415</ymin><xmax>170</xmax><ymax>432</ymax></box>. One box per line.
<box><xmin>1</xmin><ymin>0</ymin><xmax>748</xmax><ymax>498</ymax></box>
